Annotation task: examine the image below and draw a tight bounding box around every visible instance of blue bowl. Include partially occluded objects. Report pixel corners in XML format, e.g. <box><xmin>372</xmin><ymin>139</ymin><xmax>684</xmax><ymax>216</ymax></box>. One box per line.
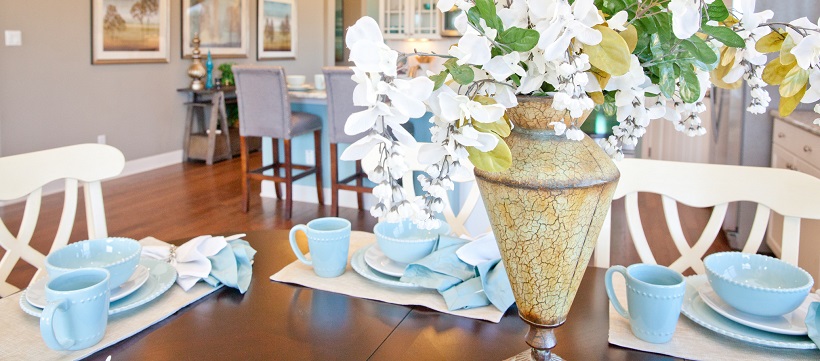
<box><xmin>704</xmin><ymin>252</ymin><xmax>813</xmax><ymax>317</ymax></box>
<box><xmin>46</xmin><ymin>237</ymin><xmax>142</xmax><ymax>290</ymax></box>
<box><xmin>374</xmin><ymin>220</ymin><xmax>450</xmax><ymax>264</ymax></box>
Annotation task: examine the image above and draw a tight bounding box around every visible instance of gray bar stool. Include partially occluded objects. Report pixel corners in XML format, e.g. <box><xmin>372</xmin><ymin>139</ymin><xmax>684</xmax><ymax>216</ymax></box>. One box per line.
<box><xmin>234</xmin><ymin>65</ymin><xmax>323</xmax><ymax>219</ymax></box>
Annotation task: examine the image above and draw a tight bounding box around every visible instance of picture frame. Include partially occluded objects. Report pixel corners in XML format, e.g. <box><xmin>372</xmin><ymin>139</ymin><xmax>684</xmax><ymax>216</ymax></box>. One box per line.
<box><xmin>182</xmin><ymin>0</ymin><xmax>249</xmax><ymax>58</ymax></box>
<box><xmin>91</xmin><ymin>0</ymin><xmax>171</xmax><ymax>64</ymax></box>
<box><xmin>257</xmin><ymin>0</ymin><xmax>297</xmax><ymax>60</ymax></box>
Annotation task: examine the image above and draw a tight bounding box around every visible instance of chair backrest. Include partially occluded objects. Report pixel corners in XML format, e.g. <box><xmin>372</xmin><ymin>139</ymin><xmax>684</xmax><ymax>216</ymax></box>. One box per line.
<box><xmin>233</xmin><ymin>65</ymin><xmax>293</xmax><ymax>139</ymax></box>
<box><xmin>0</xmin><ymin>143</ymin><xmax>124</xmax><ymax>296</ymax></box>
<box><xmin>323</xmin><ymin>66</ymin><xmax>367</xmax><ymax>145</ymax></box>
<box><xmin>593</xmin><ymin>158</ymin><xmax>820</xmax><ymax>274</ymax></box>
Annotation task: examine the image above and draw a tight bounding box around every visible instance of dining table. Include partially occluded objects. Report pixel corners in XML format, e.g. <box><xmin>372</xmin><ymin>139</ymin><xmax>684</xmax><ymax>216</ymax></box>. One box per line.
<box><xmin>65</xmin><ymin>229</ymin><xmax>670</xmax><ymax>361</ymax></box>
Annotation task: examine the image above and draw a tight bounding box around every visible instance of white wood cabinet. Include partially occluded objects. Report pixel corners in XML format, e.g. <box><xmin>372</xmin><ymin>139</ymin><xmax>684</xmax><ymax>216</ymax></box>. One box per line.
<box><xmin>768</xmin><ymin>112</ymin><xmax>820</xmax><ymax>286</ymax></box>
<box><xmin>379</xmin><ymin>0</ymin><xmax>440</xmax><ymax>40</ymax></box>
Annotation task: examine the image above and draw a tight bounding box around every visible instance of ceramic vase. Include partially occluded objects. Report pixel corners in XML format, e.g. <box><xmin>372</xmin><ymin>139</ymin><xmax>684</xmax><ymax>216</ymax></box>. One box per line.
<box><xmin>473</xmin><ymin>96</ymin><xmax>620</xmax><ymax>360</ymax></box>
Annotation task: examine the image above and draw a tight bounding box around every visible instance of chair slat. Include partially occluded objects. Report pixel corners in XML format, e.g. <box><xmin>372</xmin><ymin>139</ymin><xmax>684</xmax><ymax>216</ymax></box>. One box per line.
<box><xmin>741</xmin><ymin>204</ymin><xmax>771</xmax><ymax>254</ymax></box>
<box><xmin>624</xmin><ymin>193</ymin><xmax>658</xmax><ymax>265</ymax></box>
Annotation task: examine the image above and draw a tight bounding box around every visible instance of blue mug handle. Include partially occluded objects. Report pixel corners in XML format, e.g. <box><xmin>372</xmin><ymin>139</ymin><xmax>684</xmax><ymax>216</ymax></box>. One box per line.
<box><xmin>40</xmin><ymin>298</ymin><xmax>76</xmax><ymax>350</ymax></box>
<box><xmin>289</xmin><ymin>224</ymin><xmax>312</xmax><ymax>266</ymax></box>
<box><xmin>605</xmin><ymin>265</ymin><xmax>630</xmax><ymax>319</ymax></box>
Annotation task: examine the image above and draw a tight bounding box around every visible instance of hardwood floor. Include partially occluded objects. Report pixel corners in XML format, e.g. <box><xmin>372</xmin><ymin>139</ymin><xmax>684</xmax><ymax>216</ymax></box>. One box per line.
<box><xmin>0</xmin><ymin>152</ymin><xmax>729</xmax><ymax>288</ymax></box>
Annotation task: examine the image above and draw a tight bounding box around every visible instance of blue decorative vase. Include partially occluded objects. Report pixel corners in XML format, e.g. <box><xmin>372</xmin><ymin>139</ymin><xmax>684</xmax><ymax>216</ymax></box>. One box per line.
<box><xmin>205</xmin><ymin>51</ymin><xmax>214</xmax><ymax>89</ymax></box>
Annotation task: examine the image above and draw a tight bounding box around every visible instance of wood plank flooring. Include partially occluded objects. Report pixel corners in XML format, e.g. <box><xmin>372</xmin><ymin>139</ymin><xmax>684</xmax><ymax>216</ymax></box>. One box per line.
<box><xmin>0</xmin><ymin>152</ymin><xmax>729</xmax><ymax>289</ymax></box>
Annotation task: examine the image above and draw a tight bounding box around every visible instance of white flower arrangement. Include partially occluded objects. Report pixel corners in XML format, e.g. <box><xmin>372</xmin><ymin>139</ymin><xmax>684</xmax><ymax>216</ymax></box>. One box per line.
<box><xmin>340</xmin><ymin>0</ymin><xmax>820</xmax><ymax>228</ymax></box>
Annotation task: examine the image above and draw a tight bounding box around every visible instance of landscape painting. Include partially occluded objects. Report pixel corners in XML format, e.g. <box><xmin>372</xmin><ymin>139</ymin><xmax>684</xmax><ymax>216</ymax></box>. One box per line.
<box><xmin>258</xmin><ymin>0</ymin><xmax>296</xmax><ymax>59</ymax></box>
<box><xmin>92</xmin><ymin>0</ymin><xmax>169</xmax><ymax>64</ymax></box>
<box><xmin>183</xmin><ymin>0</ymin><xmax>249</xmax><ymax>58</ymax></box>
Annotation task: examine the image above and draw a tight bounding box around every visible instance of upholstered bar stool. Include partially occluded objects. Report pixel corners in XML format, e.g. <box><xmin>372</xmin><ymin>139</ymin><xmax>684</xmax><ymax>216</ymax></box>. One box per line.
<box><xmin>323</xmin><ymin>67</ymin><xmax>371</xmax><ymax>217</ymax></box>
<box><xmin>234</xmin><ymin>65</ymin><xmax>323</xmax><ymax>219</ymax></box>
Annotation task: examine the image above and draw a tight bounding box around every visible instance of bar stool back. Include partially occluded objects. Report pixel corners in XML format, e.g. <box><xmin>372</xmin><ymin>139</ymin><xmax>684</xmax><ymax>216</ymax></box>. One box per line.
<box><xmin>234</xmin><ymin>65</ymin><xmax>323</xmax><ymax>219</ymax></box>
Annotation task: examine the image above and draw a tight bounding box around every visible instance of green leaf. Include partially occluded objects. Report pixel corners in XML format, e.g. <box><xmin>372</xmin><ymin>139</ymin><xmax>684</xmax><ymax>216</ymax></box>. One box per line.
<box><xmin>443</xmin><ymin>58</ymin><xmax>475</xmax><ymax>85</ymax></box>
<box><xmin>654</xmin><ymin>12</ymin><xmax>673</xmax><ymax>43</ymax></box>
<box><xmin>780</xmin><ymin>35</ymin><xmax>797</xmax><ymax>65</ymax></box>
<box><xmin>659</xmin><ymin>63</ymin><xmax>675</xmax><ymax>98</ymax></box>
<box><xmin>756</xmin><ymin>30</ymin><xmax>786</xmax><ymax>53</ymax></box>
<box><xmin>497</xmin><ymin>27</ymin><xmax>540</xmax><ymax>52</ymax></box>
<box><xmin>467</xmin><ymin>134</ymin><xmax>512</xmax><ymax>173</ymax></box>
<box><xmin>585</xmin><ymin>25</ymin><xmax>632</xmax><ymax>76</ymax></box>
<box><xmin>473</xmin><ymin>117</ymin><xmax>512</xmax><ymax>138</ymax></box>
<box><xmin>682</xmin><ymin>36</ymin><xmax>718</xmax><ymax>66</ymax></box>
<box><xmin>780</xmin><ymin>66</ymin><xmax>809</xmax><ymax>97</ymax></box>
<box><xmin>678</xmin><ymin>65</ymin><xmax>701</xmax><ymax>104</ymax></box>
<box><xmin>429</xmin><ymin>70</ymin><xmax>448</xmax><ymax>90</ymax></box>
<box><xmin>473</xmin><ymin>0</ymin><xmax>503</xmax><ymax>31</ymax></box>
<box><xmin>636</xmin><ymin>17</ymin><xmax>658</xmax><ymax>34</ymax></box>
<box><xmin>701</xmin><ymin>25</ymin><xmax>745</xmax><ymax>48</ymax></box>
<box><xmin>705</xmin><ymin>0</ymin><xmax>729</xmax><ymax>22</ymax></box>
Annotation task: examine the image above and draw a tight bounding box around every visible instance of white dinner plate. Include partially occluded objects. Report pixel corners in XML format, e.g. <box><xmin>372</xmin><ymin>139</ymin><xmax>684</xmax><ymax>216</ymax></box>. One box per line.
<box><xmin>20</xmin><ymin>258</ymin><xmax>177</xmax><ymax>317</ymax></box>
<box><xmin>26</xmin><ymin>264</ymin><xmax>150</xmax><ymax>308</ymax></box>
<box><xmin>681</xmin><ymin>275</ymin><xmax>817</xmax><ymax>349</ymax></box>
<box><xmin>351</xmin><ymin>244</ymin><xmax>421</xmax><ymax>289</ymax></box>
<box><xmin>698</xmin><ymin>282</ymin><xmax>818</xmax><ymax>336</ymax></box>
<box><xmin>364</xmin><ymin>244</ymin><xmax>408</xmax><ymax>277</ymax></box>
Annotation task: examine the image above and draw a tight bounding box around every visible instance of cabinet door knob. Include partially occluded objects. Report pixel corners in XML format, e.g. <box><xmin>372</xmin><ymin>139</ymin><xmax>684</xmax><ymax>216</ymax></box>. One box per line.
<box><xmin>804</xmin><ymin>145</ymin><xmax>813</xmax><ymax>153</ymax></box>
<box><xmin>778</xmin><ymin>132</ymin><xmax>786</xmax><ymax>138</ymax></box>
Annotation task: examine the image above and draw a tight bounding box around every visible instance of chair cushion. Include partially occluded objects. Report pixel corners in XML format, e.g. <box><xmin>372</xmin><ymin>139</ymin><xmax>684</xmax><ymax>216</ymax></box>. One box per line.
<box><xmin>290</xmin><ymin>112</ymin><xmax>322</xmax><ymax>138</ymax></box>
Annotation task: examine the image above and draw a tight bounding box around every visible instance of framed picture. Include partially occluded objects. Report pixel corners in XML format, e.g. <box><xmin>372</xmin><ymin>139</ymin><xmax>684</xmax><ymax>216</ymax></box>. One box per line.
<box><xmin>182</xmin><ymin>0</ymin><xmax>249</xmax><ymax>58</ymax></box>
<box><xmin>91</xmin><ymin>0</ymin><xmax>170</xmax><ymax>64</ymax></box>
<box><xmin>257</xmin><ymin>0</ymin><xmax>296</xmax><ymax>60</ymax></box>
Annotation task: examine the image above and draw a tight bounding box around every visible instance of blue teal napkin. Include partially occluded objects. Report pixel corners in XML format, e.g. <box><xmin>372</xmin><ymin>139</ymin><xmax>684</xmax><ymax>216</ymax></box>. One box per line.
<box><xmin>400</xmin><ymin>235</ymin><xmax>514</xmax><ymax>312</ymax></box>
<box><xmin>203</xmin><ymin>240</ymin><xmax>257</xmax><ymax>294</ymax></box>
<box><xmin>807</xmin><ymin>302</ymin><xmax>820</xmax><ymax>348</ymax></box>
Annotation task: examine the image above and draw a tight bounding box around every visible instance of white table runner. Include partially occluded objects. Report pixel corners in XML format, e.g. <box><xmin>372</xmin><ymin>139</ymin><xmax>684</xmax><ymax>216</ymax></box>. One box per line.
<box><xmin>0</xmin><ymin>238</ymin><xmax>222</xmax><ymax>361</ymax></box>
<box><xmin>608</xmin><ymin>276</ymin><xmax>820</xmax><ymax>360</ymax></box>
<box><xmin>270</xmin><ymin>231</ymin><xmax>505</xmax><ymax>323</ymax></box>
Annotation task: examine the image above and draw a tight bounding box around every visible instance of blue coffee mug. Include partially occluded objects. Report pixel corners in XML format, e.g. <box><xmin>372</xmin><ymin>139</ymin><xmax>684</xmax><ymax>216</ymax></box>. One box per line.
<box><xmin>605</xmin><ymin>264</ymin><xmax>686</xmax><ymax>344</ymax></box>
<box><xmin>289</xmin><ymin>217</ymin><xmax>352</xmax><ymax>278</ymax></box>
<box><xmin>40</xmin><ymin>268</ymin><xmax>110</xmax><ymax>350</ymax></box>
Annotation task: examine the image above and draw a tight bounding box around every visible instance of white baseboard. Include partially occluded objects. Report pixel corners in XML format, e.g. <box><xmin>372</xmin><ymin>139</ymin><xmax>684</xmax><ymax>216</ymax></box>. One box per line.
<box><xmin>260</xmin><ymin>180</ymin><xmax>376</xmax><ymax>209</ymax></box>
<box><xmin>0</xmin><ymin>150</ymin><xmax>183</xmax><ymax>207</ymax></box>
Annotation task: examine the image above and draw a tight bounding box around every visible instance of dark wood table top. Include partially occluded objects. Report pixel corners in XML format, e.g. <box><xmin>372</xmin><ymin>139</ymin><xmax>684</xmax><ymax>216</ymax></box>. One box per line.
<box><xmin>86</xmin><ymin>230</ymin><xmax>673</xmax><ymax>360</ymax></box>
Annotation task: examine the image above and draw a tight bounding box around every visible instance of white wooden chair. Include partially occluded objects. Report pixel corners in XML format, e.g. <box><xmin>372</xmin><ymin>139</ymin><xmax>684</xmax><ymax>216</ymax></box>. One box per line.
<box><xmin>0</xmin><ymin>144</ymin><xmax>125</xmax><ymax>296</ymax></box>
<box><xmin>593</xmin><ymin>158</ymin><xmax>820</xmax><ymax>274</ymax></box>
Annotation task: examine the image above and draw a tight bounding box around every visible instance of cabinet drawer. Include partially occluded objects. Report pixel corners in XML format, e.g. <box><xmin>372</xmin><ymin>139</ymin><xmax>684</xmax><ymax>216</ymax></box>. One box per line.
<box><xmin>773</xmin><ymin>120</ymin><xmax>820</xmax><ymax>167</ymax></box>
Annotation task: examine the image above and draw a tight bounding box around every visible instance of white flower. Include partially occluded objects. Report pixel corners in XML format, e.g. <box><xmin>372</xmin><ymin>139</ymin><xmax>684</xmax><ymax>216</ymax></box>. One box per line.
<box><xmin>791</xmin><ymin>33</ymin><xmax>820</xmax><ymax>70</ymax></box>
<box><xmin>532</xmin><ymin>0</ymin><xmax>602</xmax><ymax>60</ymax></box>
<box><xmin>346</xmin><ymin>17</ymin><xmax>398</xmax><ymax>77</ymax></box>
<box><xmin>483</xmin><ymin>52</ymin><xmax>526</xmax><ymax>81</ymax></box>
<box><xmin>736</xmin><ymin>0</ymin><xmax>774</xmax><ymax>31</ymax></box>
<box><xmin>498</xmin><ymin>0</ymin><xmax>529</xmax><ymax>29</ymax></box>
<box><xmin>550</xmin><ymin>121</ymin><xmax>567</xmax><ymax>136</ymax></box>
<box><xmin>669</xmin><ymin>0</ymin><xmax>702</xmax><ymax>40</ymax></box>
<box><xmin>803</xmin><ymin>71</ymin><xmax>820</xmax><ymax>104</ymax></box>
<box><xmin>449</xmin><ymin>31</ymin><xmax>492</xmax><ymax>66</ymax></box>
<box><xmin>607</xmin><ymin>11</ymin><xmax>628</xmax><ymax>31</ymax></box>
<box><xmin>814</xmin><ymin>104</ymin><xmax>820</xmax><ymax>125</ymax></box>
<box><xmin>785</xmin><ymin>17</ymin><xmax>820</xmax><ymax>42</ymax></box>
<box><xmin>437</xmin><ymin>92</ymin><xmax>506</xmax><ymax>124</ymax></box>
<box><xmin>565</xmin><ymin>126</ymin><xmax>585</xmax><ymax>141</ymax></box>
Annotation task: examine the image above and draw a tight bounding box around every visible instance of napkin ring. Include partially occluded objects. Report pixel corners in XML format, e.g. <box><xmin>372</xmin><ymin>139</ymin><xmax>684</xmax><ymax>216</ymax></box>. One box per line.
<box><xmin>166</xmin><ymin>245</ymin><xmax>178</xmax><ymax>263</ymax></box>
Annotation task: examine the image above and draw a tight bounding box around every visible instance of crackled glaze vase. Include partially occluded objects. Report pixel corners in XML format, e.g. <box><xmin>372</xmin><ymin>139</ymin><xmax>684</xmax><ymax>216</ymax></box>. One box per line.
<box><xmin>474</xmin><ymin>96</ymin><xmax>620</xmax><ymax>361</ymax></box>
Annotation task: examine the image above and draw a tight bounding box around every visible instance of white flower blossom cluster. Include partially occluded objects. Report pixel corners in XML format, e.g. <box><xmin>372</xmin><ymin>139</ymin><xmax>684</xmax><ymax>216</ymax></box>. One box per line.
<box><xmin>723</xmin><ymin>0</ymin><xmax>772</xmax><ymax>114</ymax></box>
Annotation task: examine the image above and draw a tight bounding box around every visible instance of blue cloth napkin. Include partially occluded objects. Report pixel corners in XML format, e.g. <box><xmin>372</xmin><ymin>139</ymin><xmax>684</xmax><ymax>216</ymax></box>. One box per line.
<box><xmin>807</xmin><ymin>301</ymin><xmax>820</xmax><ymax>348</ymax></box>
<box><xmin>203</xmin><ymin>240</ymin><xmax>257</xmax><ymax>294</ymax></box>
<box><xmin>400</xmin><ymin>235</ymin><xmax>514</xmax><ymax>312</ymax></box>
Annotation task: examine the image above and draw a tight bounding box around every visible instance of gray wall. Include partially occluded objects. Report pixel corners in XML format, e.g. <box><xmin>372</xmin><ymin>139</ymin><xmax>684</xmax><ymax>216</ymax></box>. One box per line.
<box><xmin>0</xmin><ymin>0</ymin><xmax>332</xmax><ymax>160</ymax></box>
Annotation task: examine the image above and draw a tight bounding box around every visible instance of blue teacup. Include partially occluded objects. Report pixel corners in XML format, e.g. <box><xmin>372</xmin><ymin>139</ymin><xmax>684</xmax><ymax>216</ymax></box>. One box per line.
<box><xmin>289</xmin><ymin>217</ymin><xmax>352</xmax><ymax>278</ymax></box>
<box><xmin>605</xmin><ymin>264</ymin><xmax>686</xmax><ymax>344</ymax></box>
<box><xmin>40</xmin><ymin>268</ymin><xmax>110</xmax><ymax>350</ymax></box>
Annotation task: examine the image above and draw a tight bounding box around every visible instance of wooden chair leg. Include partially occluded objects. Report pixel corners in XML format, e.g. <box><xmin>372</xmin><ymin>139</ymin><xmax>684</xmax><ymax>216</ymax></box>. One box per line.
<box><xmin>205</xmin><ymin>98</ymin><xmax>220</xmax><ymax>165</ymax></box>
<box><xmin>356</xmin><ymin>160</ymin><xmax>365</xmax><ymax>211</ymax></box>
<box><xmin>240</xmin><ymin>136</ymin><xmax>250</xmax><ymax>213</ymax></box>
<box><xmin>330</xmin><ymin>143</ymin><xmax>339</xmax><ymax>217</ymax></box>
<box><xmin>271</xmin><ymin>138</ymin><xmax>282</xmax><ymax>200</ymax></box>
<box><xmin>183</xmin><ymin>105</ymin><xmax>194</xmax><ymax>161</ymax></box>
<box><xmin>314</xmin><ymin>130</ymin><xmax>324</xmax><ymax>206</ymax></box>
<box><xmin>284</xmin><ymin>139</ymin><xmax>293</xmax><ymax>220</ymax></box>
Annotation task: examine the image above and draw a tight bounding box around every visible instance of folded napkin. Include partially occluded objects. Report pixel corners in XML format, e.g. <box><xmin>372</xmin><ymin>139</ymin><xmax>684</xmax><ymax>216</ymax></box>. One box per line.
<box><xmin>400</xmin><ymin>235</ymin><xmax>514</xmax><ymax>312</ymax></box>
<box><xmin>142</xmin><ymin>234</ymin><xmax>256</xmax><ymax>293</ymax></box>
<box><xmin>808</xmin><ymin>301</ymin><xmax>820</xmax><ymax>348</ymax></box>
